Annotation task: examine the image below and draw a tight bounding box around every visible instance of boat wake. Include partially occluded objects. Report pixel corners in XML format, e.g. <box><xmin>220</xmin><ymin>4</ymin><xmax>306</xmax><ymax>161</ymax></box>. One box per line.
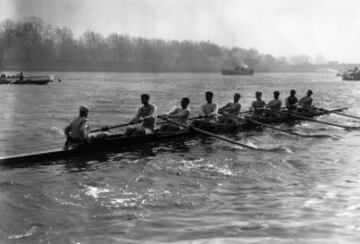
<box><xmin>302</xmin><ymin>133</ymin><xmax>335</xmax><ymax>139</ymax></box>
<box><xmin>231</xmin><ymin>142</ymin><xmax>292</xmax><ymax>152</ymax></box>
<box><xmin>258</xmin><ymin>145</ymin><xmax>292</xmax><ymax>152</ymax></box>
<box><xmin>83</xmin><ymin>185</ymin><xmax>110</xmax><ymax>199</ymax></box>
<box><xmin>49</xmin><ymin>127</ymin><xmax>65</xmax><ymax>136</ymax></box>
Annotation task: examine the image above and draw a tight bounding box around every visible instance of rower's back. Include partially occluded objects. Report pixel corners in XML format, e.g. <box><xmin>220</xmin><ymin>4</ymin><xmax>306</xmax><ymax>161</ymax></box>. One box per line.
<box><xmin>68</xmin><ymin>117</ymin><xmax>89</xmax><ymax>141</ymax></box>
<box><xmin>65</xmin><ymin>106</ymin><xmax>90</xmax><ymax>142</ymax></box>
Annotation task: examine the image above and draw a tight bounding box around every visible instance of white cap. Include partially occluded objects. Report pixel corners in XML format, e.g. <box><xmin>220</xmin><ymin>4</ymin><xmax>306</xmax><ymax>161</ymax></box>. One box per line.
<box><xmin>79</xmin><ymin>105</ymin><xmax>89</xmax><ymax>113</ymax></box>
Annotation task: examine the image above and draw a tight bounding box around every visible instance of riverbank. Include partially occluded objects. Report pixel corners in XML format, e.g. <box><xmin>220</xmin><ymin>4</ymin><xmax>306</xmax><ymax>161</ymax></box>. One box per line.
<box><xmin>2</xmin><ymin>59</ymin><xmax>357</xmax><ymax>73</ymax></box>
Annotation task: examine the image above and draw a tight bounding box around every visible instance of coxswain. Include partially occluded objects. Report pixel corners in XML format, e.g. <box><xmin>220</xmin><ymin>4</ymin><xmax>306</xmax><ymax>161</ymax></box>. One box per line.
<box><xmin>125</xmin><ymin>93</ymin><xmax>157</xmax><ymax>136</ymax></box>
<box><xmin>200</xmin><ymin>91</ymin><xmax>218</xmax><ymax>124</ymax></box>
<box><xmin>266</xmin><ymin>90</ymin><xmax>282</xmax><ymax>111</ymax></box>
<box><xmin>251</xmin><ymin>91</ymin><xmax>266</xmax><ymax>116</ymax></box>
<box><xmin>219</xmin><ymin>93</ymin><xmax>241</xmax><ymax>124</ymax></box>
<box><xmin>298</xmin><ymin>89</ymin><xmax>313</xmax><ymax>110</ymax></box>
<box><xmin>285</xmin><ymin>89</ymin><xmax>298</xmax><ymax>111</ymax></box>
<box><xmin>64</xmin><ymin>105</ymin><xmax>91</xmax><ymax>143</ymax></box>
<box><xmin>160</xmin><ymin>97</ymin><xmax>190</xmax><ymax>132</ymax></box>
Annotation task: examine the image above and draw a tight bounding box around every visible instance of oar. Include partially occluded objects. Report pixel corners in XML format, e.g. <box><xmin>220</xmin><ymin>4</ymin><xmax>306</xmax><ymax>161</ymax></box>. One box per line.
<box><xmin>219</xmin><ymin>109</ymin><xmax>250</xmax><ymax>115</ymax></box>
<box><xmin>159</xmin><ymin>117</ymin><xmax>259</xmax><ymax>150</ymax></box>
<box><xmin>246</xmin><ymin>117</ymin><xmax>330</xmax><ymax>138</ymax></box>
<box><xmin>8</xmin><ymin>79</ymin><xmax>20</xmax><ymax>85</ymax></box>
<box><xmin>90</xmin><ymin>122</ymin><xmax>132</xmax><ymax>133</ymax></box>
<box><xmin>319</xmin><ymin>108</ymin><xmax>360</xmax><ymax>120</ymax></box>
<box><xmin>220</xmin><ymin>112</ymin><xmax>329</xmax><ymax>138</ymax></box>
<box><xmin>276</xmin><ymin>110</ymin><xmax>359</xmax><ymax>130</ymax></box>
<box><xmin>156</xmin><ymin>115</ymin><xmax>204</xmax><ymax>126</ymax></box>
<box><xmin>92</xmin><ymin>115</ymin><xmax>204</xmax><ymax>132</ymax></box>
<box><xmin>321</xmin><ymin>107</ymin><xmax>348</xmax><ymax>113</ymax></box>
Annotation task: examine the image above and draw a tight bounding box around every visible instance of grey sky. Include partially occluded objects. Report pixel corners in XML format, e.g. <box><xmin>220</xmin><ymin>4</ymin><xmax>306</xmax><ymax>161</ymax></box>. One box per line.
<box><xmin>1</xmin><ymin>0</ymin><xmax>360</xmax><ymax>62</ymax></box>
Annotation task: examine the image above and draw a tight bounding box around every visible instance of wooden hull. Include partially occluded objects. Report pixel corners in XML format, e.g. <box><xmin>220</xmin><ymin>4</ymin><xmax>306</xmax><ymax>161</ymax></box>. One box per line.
<box><xmin>0</xmin><ymin>130</ymin><xmax>193</xmax><ymax>165</ymax></box>
<box><xmin>0</xmin><ymin>109</ymin><xmax>331</xmax><ymax>165</ymax></box>
<box><xmin>221</xmin><ymin>69</ymin><xmax>254</xmax><ymax>75</ymax></box>
<box><xmin>192</xmin><ymin>109</ymin><xmax>327</xmax><ymax>132</ymax></box>
<box><xmin>0</xmin><ymin>76</ymin><xmax>53</xmax><ymax>85</ymax></box>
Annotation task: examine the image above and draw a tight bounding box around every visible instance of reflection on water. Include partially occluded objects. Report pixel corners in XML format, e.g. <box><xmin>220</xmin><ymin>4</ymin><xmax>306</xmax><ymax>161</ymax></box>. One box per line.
<box><xmin>1</xmin><ymin>72</ymin><xmax>360</xmax><ymax>243</ymax></box>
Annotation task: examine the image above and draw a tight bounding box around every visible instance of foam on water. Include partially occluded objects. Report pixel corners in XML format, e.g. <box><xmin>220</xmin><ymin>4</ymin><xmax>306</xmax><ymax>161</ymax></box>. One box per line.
<box><xmin>84</xmin><ymin>185</ymin><xmax>111</xmax><ymax>199</ymax></box>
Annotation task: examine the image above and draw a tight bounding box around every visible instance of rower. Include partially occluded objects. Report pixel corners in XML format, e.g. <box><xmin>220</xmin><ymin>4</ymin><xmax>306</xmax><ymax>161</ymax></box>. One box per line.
<box><xmin>266</xmin><ymin>90</ymin><xmax>282</xmax><ymax>111</ymax></box>
<box><xmin>219</xmin><ymin>93</ymin><xmax>241</xmax><ymax>124</ymax></box>
<box><xmin>64</xmin><ymin>105</ymin><xmax>91</xmax><ymax>143</ymax></box>
<box><xmin>298</xmin><ymin>89</ymin><xmax>313</xmax><ymax>110</ymax></box>
<box><xmin>125</xmin><ymin>93</ymin><xmax>157</xmax><ymax>136</ymax></box>
<box><xmin>200</xmin><ymin>91</ymin><xmax>218</xmax><ymax>124</ymax></box>
<box><xmin>250</xmin><ymin>91</ymin><xmax>266</xmax><ymax>116</ymax></box>
<box><xmin>160</xmin><ymin>97</ymin><xmax>190</xmax><ymax>132</ymax></box>
<box><xmin>18</xmin><ymin>72</ymin><xmax>24</xmax><ymax>81</ymax></box>
<box><xmin>285</xmin><ymin>89</ymin><xmax>298</xmax><ymax>111</ymax></box>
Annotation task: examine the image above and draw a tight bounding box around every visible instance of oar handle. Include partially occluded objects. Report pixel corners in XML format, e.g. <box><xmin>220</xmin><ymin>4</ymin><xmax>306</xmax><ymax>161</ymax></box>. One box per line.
<box><xmin>90</xmin><ymin>122</ymin><xmax>133</xmax><ymax>133</ymax></box>
<box><xmin>91</xmin><ymin>114</ymin><xmax>205</xmax><ymax>133</ymax></box>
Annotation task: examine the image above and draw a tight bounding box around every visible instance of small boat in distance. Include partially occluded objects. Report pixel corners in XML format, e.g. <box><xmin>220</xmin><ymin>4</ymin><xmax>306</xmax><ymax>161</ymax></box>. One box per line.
<box><xmin>338</xmin><ymin>67</ymin><xmax>360</xmax><ymax>81</ymax></box>
<box><xmin>221</xmin><ymin>65</ymin><xmax>254</xmax><ymax>75</ymax></box>
<box><xmin>0</xmin><ymin>74</ymin><xmax>55</xmax><ymax>85</ymax></box>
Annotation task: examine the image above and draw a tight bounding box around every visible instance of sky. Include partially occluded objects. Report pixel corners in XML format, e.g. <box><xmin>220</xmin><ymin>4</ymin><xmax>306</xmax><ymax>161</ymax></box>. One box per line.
<box><xmin>1</xmin><ymin>0</ymin><xmax>360</xmax><ymax>63</ymax></box>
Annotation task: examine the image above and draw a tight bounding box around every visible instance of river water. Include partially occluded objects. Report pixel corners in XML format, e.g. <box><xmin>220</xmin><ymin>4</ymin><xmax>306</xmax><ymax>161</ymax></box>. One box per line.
<box><xmin>0</xmin><ymin>72</ymin><xmax>360</xmax><ymax>243</ymax></box>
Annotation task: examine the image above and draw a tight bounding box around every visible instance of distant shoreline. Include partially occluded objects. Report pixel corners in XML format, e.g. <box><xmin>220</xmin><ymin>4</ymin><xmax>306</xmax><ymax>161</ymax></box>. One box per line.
<box><xmin>1</xmin><ymin>18</ymin><xmax>358</xmax><ymax>75</ymax></box>
<box><xmin>0</xmin><ymin>61</ymin><xmax>349</xmax><ymax>74</ymax></box>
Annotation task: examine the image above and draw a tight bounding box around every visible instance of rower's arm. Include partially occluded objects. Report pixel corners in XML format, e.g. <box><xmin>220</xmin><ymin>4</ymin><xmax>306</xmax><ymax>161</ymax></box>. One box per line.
<box><xmin>207</xmin><ymin>104</ymin><xmax>218</xmax><ymax>116</ymax></box>
<box><xmin>130</xmin><ymin>108</ymin><xmax>142</xmax><ymax>123</ymax></box>
<box><xmin>142</xmin><ymin>105</ymin><xmax>156</xmax><ymax>119</ymax></box>
<box><xmin>250</xmin><ymin>101</ymin><xmax>256</xmax><ymax>111</ymax></box>
<box><xmin>169</xmin><ymin>109</ymin><xmax>189</xmax><ymax>118</ymax></box>
<box><xmin>266</xmin><ymin>100</ymin><xmax>274</xmax><ymax>108</ymax></box>
<box><xmin>219</xmin><ymin>103</ymin><xmax>230</xmax><ymax>111</ymax></box>
<box><xmin>285</xmin><ymin>98</ymin><xmax>290</xmax><ymax>107</ymax></box>
<box><xmin>79</xmin><ymin>121</ymin><xmax>89</xmax><ymax>140</ymax></box>
<box><xmin>200</xmin><ymin>105</ymin><xmax>206</xmax><ymax>115</ymax></box>
<box><xmin>168</xmin><ymin>108</ymin><xmax>178</xmax><ymax>116</ymax></box>
<box><xmin>64</xmin><ymin>124</ymin><xmax>71</xmax><ymax>137</ymax></box>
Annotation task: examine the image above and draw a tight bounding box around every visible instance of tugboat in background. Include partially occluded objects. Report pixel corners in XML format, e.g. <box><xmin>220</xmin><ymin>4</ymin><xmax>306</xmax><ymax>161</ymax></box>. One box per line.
<box><xmin>221</xmin><ymin>65</ymin><xmax>254</xmax><ymax>75</ymax></box>
<box><xmin>0</xmin><ymin>72</ymin><xmax>59</xmax><ymax>85</ymax></box>
<box><xmin>338</xmin><ymin>67</ymin><xmax>360</xmax><ymax>81</ymax></box>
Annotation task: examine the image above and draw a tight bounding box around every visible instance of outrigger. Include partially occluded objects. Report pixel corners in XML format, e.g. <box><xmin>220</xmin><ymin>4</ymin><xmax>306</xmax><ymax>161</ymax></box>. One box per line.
<box><xmin>0</xmin><ymin>107</ymin><xmax>357</xmax><ymax>165</ymax></box>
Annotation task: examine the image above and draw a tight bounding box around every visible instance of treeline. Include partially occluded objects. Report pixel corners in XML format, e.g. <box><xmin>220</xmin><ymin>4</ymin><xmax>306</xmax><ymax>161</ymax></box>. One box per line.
<box><xmin>0</xmin><ymin>17</ymin><xmax>324</xmax><ymax>72</ymax></box>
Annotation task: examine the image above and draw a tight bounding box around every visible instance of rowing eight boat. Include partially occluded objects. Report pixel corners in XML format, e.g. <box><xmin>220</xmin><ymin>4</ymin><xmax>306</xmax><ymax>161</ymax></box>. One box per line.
<box><xmin>0</xmin><ymin>107</ymin><xmax>347</xmax><ymax>165</ymax></box>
